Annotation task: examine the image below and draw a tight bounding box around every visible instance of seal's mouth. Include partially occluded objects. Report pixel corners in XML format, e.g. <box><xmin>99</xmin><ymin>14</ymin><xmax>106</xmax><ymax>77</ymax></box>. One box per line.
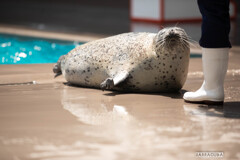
<box><xmin>165</xmin><ymin>32</ymin><xmax>181</xmax><ymax>46</ymax></box>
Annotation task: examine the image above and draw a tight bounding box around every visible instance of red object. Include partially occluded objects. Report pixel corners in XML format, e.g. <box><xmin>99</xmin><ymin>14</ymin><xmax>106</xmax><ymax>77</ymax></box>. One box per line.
<box><xmin>130</xmin><ymin>0</ymin><xmax>237</xmax><ymax>24</ymax></box>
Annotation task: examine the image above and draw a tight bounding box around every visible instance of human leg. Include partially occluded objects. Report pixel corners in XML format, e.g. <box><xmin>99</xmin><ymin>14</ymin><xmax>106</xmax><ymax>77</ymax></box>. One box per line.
<box><xmin>183</xmin><ymin>0</ymin><xmax>231</xmax><ymax>104</ymax></box>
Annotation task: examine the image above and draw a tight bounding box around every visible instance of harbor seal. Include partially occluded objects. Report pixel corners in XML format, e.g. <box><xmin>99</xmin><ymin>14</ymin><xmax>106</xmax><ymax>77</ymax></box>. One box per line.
<box><xmin>53</xmin><ymin>27</ymin><xmax>190</xmax><ymax>92</ymax></box>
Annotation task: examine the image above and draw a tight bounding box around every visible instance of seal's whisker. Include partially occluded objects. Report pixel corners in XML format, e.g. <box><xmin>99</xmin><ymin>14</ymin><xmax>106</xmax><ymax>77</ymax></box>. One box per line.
<box><xmin>156</xmin><ymin>39</ymin><xmax>166</xmax><ymax>49</ymax></box>
<box><xmin>187</xmin><ymin>38</ymin><xmax>197</xmax><ymax>44</ymax></box>
<box><xmin>180</xmin><ymin>37</ymin><xmax>187</xmax><ymax>43</ymax></box>
<box><xmin>181</xmin><ymin>38</ymin><xmax>191</xmax><ymax>45</ymax></box>
<box><xmin>174</xmin><ymin>22</ymin><xmax>179</xmax><ymax>27</ymax></box>
<box><xmin>158</xmin><ymin>42</ymin><xmax>165</xmax><ymax>48</ymax></box>
<box><xmin>157</xmin><ymin>39</ymin><xmax>166</xmax><ymax>48</ymax></box>
<box><xmin>189</xmin><ymin>39</ymin><xmax>198</xmax><ymax>45</ymax></box>
<box><xmin>157</xmin><ymin>39</ymin><xmax>165</xmax><ymax>43</ymax></box>
<box><xmin>180</xmin><ymin>42</ymin><xmax>189</xmax><ymax>49</ymax></box>
<box><xmin>184</xmin><ymin>35</ymin><xmax>197</xmax><ymax>44</ymax></box>
<box><xmin>189</xmin><ymin>42</ymin><xmax>198</xmax><ymax>48</ymax></box>
<box><xmin>180</xmin><ymin>38</ymin><xmax>190</xmax><ymax>48</ymax></box>
<box><xmin>183</xmin><ymin>39</ymin><xmax>190</xmax><ymax>43</ymax></box>
<box><xmin>182</xmin><ymin>36</ymin><xmax>198</xmax><ymax>48</ymax></box>
<box><xmin>160</xmin><ymin>25</ymin><xmax>165</xmax><ymax>29</ymax></box>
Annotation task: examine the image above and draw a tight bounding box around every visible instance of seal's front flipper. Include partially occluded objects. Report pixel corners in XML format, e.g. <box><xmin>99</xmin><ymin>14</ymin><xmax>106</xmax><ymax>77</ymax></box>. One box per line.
<box><xmin>100</xmin><ymin>72</ymin><xmax>129</xmax><ymax>91</ymax></box>
<box><xmin>113</xmin><ymin>71</ymin><xmax>129</xmax><ymax>86</ymax></box>
<box><xmin>100</xmin><ymin>78</ymin><xmax>114</xmax><ymax>91</ymax></box>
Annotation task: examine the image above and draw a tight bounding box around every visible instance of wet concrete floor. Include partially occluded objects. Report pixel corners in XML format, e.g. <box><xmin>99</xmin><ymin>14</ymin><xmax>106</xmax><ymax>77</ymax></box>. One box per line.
<box><xmin>0</xmin><ymin>47</ymin><xmax>240</xmax><ymax>160</ymax></box>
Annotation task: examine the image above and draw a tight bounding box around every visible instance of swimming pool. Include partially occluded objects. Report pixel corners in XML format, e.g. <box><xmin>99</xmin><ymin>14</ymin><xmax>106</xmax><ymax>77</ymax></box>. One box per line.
<box><xmin>0</xmin><ymin>34</ymin><xmax>83</xmax><ymax>65</ymax></box>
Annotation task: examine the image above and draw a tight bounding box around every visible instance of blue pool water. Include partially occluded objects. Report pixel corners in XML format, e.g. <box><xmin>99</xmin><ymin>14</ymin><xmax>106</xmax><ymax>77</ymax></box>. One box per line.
<box><xmin>0</xmin><ymin>34</ymin><xmax>83</xmax><ymax>64</ymax></box>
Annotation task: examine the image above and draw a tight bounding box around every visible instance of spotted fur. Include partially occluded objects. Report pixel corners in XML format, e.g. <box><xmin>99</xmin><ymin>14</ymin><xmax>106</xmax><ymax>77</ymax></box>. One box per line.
<box><xmin>54</xmin><ymin>27</ymin><xmax>190</xmax><ymax>92</ymax></box>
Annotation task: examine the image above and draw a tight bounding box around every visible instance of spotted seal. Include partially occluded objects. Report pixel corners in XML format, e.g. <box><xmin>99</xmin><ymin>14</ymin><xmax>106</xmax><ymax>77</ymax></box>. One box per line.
<box><xmin>53</xmin><ymin>27</ymin><xmax>190</xmax><ymax>92</ymax></box>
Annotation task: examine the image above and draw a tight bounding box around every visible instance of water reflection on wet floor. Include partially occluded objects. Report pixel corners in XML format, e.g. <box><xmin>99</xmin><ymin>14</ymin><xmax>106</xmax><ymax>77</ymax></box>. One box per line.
<box><xmin>0</xmin><ymin>83</ymin><xmax>239</xmax><ymax>160</ymax></box>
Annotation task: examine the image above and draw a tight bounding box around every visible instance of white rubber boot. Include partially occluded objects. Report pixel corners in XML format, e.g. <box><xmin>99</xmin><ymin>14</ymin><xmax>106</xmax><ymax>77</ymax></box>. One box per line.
<box><xmin>183</xmin><ymin>48</ymin><xmax>229</xmax><ymax>105</ymax></box>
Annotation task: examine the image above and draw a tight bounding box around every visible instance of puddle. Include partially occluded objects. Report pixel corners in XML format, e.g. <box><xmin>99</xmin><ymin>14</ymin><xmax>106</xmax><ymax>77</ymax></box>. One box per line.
<box><xmin>0</xmin><ymin>81</ymin><xmax>37</xmax><ymax>86</ymax></box>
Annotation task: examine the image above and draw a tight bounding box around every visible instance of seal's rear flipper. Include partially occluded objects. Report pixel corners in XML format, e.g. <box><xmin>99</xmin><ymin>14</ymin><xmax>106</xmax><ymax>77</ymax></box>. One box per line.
<box><xmin>54</xmin><ymin>72</ymin><xmax>62</xmax><ymax>78</ymax></box>
<box><xmin>100</xmin><ymin>71</ymin><xmax>129</xmax><ymax>91</ymax></box>
<box><xmin>53</xmin><ymin>64</ymin><xmax>62</xmax><ymax>78</ymax></box>
<box><xmin>53</xmin><ymin>55</ymin><xmax>66</xmax><ymax>78</ymax></box>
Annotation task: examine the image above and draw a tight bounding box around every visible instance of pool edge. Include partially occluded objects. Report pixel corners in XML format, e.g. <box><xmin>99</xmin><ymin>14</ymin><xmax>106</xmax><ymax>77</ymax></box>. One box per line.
<box><xmin>0</xmin><ymin>24</ymin><xmax>105</xmax><ymax>42</ymax></box>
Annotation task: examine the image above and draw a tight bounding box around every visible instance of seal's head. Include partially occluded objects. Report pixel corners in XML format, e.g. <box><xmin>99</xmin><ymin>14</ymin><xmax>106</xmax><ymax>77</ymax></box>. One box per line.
<box><xmin>155</xmin><ymin>27</ymin><xmax>189</xmax><ymax>52</ymax></box>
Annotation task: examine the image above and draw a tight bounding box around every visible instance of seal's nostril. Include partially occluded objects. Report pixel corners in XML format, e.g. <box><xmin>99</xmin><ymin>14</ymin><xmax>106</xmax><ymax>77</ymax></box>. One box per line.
<box><xmin>169</xmin><ymin>30</ymin><xmax>175</xmax><ymax>35</ymax></box>
<box><xmin>167</xmin><ymin>31</ymin><xmax>180</xmax><ymax>40</ymax></box>
<box><xmin>168</xmin><ymin>33</ymin><xmax>176</xmax><ymax>39</ymax></box>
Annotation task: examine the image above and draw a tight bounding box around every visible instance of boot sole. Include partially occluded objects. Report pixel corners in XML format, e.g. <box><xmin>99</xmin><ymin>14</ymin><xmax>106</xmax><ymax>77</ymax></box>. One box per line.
<box><xmin>184</xmin><ymin>100</ymin><xmax>223</xmax><ymax>105</ymax></box>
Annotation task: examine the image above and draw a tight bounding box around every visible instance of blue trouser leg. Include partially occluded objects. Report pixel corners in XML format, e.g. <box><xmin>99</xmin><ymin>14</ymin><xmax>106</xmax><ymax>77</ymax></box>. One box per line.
<box><xmin>197</xmin><ymin>0</ymin><xmax>231</xmax><ymax>48</ymax></box>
